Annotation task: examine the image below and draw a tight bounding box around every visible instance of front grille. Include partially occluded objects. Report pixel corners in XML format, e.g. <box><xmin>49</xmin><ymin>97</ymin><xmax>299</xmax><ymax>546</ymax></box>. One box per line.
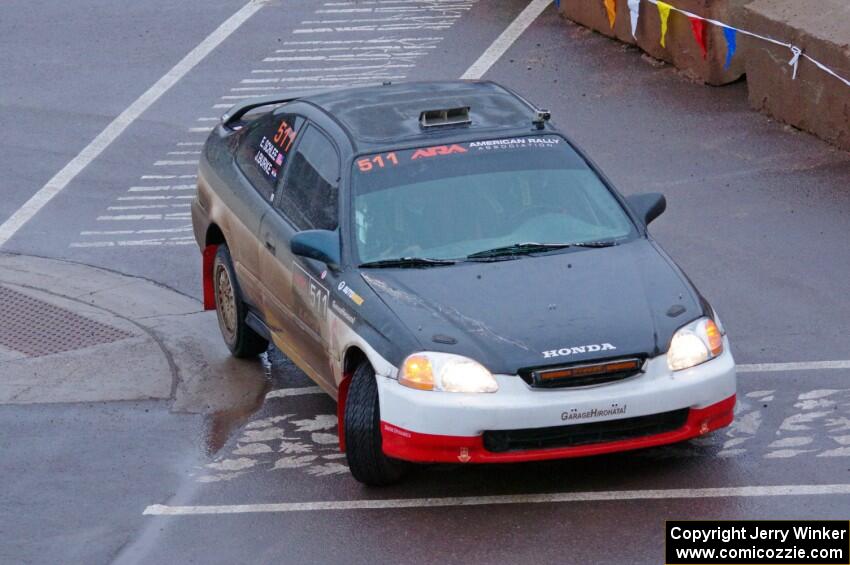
<box><xmin>482</xmin><ymin>408</ymin><xmax>689</xmax><ymax>453</ymax></box>
<box><xmin>520</xmin><ymin>357</ymin><xmax>644</xmax><ymax>388</ymax></box>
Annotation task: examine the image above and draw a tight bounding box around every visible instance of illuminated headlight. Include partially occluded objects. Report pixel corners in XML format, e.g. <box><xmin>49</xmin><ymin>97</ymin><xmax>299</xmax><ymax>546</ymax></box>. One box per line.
<box><xmin>667</xmin><ymin>317</ymin><xmax>724</xmax><ymax>371</ymax></box>
<box><xmin>399</xmin><ymin>352</ymin><xmax>498</xmax><ymax>393</ymax></box>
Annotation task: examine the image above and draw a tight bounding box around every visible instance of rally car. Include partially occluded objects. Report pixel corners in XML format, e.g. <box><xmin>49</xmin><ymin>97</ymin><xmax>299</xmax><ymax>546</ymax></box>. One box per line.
<box><xmin>192</xmin><ymin>80</ymin><xmax>736</xmax><ymax>485</ymax></box>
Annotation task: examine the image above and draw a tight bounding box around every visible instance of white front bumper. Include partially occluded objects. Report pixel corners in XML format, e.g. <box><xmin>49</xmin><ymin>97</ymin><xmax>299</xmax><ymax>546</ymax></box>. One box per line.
<box><xmin>377</xmin><ymin>338</ymin><xmax>736</xmax><ymax>437</ymax></box>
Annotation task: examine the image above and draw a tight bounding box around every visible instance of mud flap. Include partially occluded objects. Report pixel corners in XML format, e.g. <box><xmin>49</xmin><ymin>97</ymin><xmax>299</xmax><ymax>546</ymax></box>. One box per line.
<box><xmin>336</xmin><ymin>371</ymin><xmax>353</xmax><ymax>452</ymax></box>
<box><xmin>202</xmin><ymin>244</ymin><xmax>219</xmax><ymax>310</ymax></box>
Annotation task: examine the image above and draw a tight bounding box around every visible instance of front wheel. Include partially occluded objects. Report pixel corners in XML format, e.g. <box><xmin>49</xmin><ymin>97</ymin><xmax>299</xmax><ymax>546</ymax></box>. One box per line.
<box><xmin>344</xmin><ymin>362</ymin><xmax>409</xmax><ymax>486</ymax></box>
<box><xmin>212</xmin><ymin>245</ymin><xmax>268</xmax><ymax>358</ymax></box>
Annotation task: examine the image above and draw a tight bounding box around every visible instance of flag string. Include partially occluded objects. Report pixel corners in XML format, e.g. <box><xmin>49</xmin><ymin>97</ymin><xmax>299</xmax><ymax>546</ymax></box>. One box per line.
<box><xmin>621</xmin><ymin>0</ymin><xmax>850</xmax><ymax>88</ymax></box>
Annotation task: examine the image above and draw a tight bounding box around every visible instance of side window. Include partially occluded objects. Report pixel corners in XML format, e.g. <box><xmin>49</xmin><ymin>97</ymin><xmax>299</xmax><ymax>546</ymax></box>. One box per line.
<box><xmin>235</xmin><ymin>113</ymin><xmax>304</xmax><ymax>201</ymax></box>
<box><xmin>276</xmin><ymin>126</ymin><xmax>340</xmax><ymax>231</ymax></box>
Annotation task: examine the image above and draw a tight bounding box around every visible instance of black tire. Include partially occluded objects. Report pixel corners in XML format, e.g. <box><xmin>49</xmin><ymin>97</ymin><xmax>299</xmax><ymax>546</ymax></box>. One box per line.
<box><xmin>344</xmin><ymin>362</ymin><xmax>409</xmax><ymax>486</ymax></box>
<box><xmin>212</xmin><ymin>245</ymin><xmax>268</xmax><ymax>358</ymax></box>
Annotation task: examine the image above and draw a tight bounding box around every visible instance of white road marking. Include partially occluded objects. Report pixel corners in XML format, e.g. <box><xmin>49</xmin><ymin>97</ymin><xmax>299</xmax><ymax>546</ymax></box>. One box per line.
<box><xmin>166</xmin><ymin>150</ymin><xmax>202</xmax><ymax>155</ymax></box>
<box><xmin>265</xmin><ymin>386</ymin><xmax>324</xmax><ymax>399</ymax></box>
<box><xmin>0</xmin><ymin>0</ymin><xmax>265</xmax><ymax>248</ymax></box>
<box><xmin>738</xmin><ymin>360</ymin><xmax>850</xmax><ymax>373</ymax></box>
<box><xmin>141</xmin><ymin>173</ymin><xmax>197</xmax><ymax>179</ymax></box>
<box><xmin>188</xmin><ymin>126</ymin><xmax>213</xmax><ymax>133</ymax></box>
<box><xmin>81</xmin><ymin>227</ymin><xmax>192</xmax><ymax>236</ymax></box>
<box><xmin>248</xmin><ymin>63</ymin><xmax>414</xmax><ymax>74</ymax></box>
<box><xmin>117</xmin><ymin>195</ymin><xmax>194</xmax><ymax>201</ymax></box>
<box><xmin>96</xmin><ymin>213</ymin><xmax>190</xmax><ymax>221</ymax></box>
<box><xmin>231</xmin><ymin>75</ymin><xmax>406</xmax><ymax>89</ymax></box>
<box><xmin>461</xmin><ymin>0</ymin><xmax>550</xmax><ymax>80</ymax></box>
<box><xmin>153</xmin><ymin>160</ymin><xmax>199</xmax><ymax>166</ymax></box>
<box><xmin>71</xmin><ymin>239</ymin><xmax>195</xmax><ymax>248</ymax></box>
<box><xmin>175</xmin><ymin>142</ymin><xmax>205</xmax><ymax>147</ymax></box>
<box><xmin>143</xmin><ymin>483</ymin><xmax>850</xmax><ymax>516</ymax></box>
<box><xmin>128</xmin><ymin>184</ymin><xmax>194</xmax><ymax>192</ymax></box>
<box><xmin>107</xmin><ymin>204</ymin><xmax>190</xmax><ymax>211</ymax></box>
<box><xmin>221</xmin><ymin>94</ymin><xmax>269</xmax><ymax>100</ymax></box>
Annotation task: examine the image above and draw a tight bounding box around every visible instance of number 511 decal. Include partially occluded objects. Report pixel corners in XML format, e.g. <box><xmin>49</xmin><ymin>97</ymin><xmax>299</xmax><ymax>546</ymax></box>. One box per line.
<box><xmin>356</xmin><ymin>152</ymin><xmax>398</xmax><ymax>172</ymax></box>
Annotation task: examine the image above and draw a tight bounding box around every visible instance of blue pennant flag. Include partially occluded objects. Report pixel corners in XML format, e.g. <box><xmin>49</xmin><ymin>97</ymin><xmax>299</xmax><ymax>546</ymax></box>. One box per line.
<box><xmin>723</xmin><ymin>27</ymin><xmax>737</xmax><ymax>69</ymax></box>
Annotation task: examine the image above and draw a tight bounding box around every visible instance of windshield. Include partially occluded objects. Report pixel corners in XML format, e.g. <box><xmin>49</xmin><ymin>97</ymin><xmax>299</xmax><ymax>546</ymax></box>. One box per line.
<box><xmin>351</xmin><ymin>135</ymin><xmax>637</xmax><ymax>263</ymax></box>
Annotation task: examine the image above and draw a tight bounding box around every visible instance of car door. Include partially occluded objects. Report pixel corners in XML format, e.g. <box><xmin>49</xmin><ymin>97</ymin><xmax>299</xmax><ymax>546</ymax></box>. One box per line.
<box><xmin>228</xmin><ymin>114</ymin><xmax>289</xmax><ymax>308</ymax></box>
<box><xmin>259</xmin><ymin>123</ymin><xmax>340</xmax><ymax>391</ymax></box>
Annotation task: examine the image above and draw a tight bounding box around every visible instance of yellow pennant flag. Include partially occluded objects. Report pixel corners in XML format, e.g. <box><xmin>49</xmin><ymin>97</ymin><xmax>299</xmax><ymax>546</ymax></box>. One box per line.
<box><xmin>657</xmin><ymin>1</ymin><xmax>672</xmax><ymax>47</ymax></box>
<box><xmin>604</xmin><ymin>0</ymin><xmax>617</xmax><ymax>29</ymax></box>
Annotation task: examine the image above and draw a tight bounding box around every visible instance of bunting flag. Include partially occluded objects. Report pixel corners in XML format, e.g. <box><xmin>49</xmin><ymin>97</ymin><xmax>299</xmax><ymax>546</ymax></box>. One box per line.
<box><xmin>657</xmin><ymin>1</ymin><xmax>672</xmax><ymax>48</ymax></box>
<box><xmin>627</xmin><ymin>0</ymin><xmax>640</xmax><ymax>39</ymax></box>
<box><xmin>723</xmin><ymin>27</ymin><xmax>737</xmax><ymax>69</ymax></box>
<box><xmin>689</xmin><ymin>17</ymin><xmax>707</xmax><ymax>59</ymax></box>
<box><xmin>603</xmin><ymin>0</ymin><xmax>850</xmax><ymax>90</ymax></box>
<box><xmin>604</xmin><ymin>0</ymin><xmax>617</xmax><ymax>29</ymax></box>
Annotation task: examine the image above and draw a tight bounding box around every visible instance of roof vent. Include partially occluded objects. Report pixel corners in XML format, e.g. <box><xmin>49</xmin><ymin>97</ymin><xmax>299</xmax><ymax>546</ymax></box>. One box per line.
<box><xmin>419</xmin><ymin>106</ymin><xmax>471</xmax><ymax>129</ymax></box>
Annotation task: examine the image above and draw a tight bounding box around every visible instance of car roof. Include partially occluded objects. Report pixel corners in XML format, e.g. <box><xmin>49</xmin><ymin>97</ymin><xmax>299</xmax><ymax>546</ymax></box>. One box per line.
<box><xmin>297</xmin><ymin>80</ymin><xmax>545</xmax><ymax>151</ymax></box>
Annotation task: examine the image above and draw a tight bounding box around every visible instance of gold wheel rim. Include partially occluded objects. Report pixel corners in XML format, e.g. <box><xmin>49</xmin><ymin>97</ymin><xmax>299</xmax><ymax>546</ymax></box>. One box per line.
<box><xmin>216</xmin><ymin>264</ymin><xmax>237</xmax><ymax>340</ymax></box>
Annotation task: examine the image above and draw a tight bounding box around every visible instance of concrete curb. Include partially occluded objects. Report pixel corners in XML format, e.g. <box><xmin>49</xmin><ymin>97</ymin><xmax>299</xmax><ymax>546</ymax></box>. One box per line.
<box><xmin>0</xmin><ymin>253</ymin><xmax>268</xmax><ymax>413</ymax></box>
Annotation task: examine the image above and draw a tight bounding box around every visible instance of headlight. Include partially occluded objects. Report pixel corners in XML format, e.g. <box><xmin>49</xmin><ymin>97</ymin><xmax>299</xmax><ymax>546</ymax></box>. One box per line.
<box><xmin>667</xmin><ymin>317</ymin><xmax>724</xmax><ymax>371</ymax></box>
<box><xmin>399</xmin><ymin>352</ymin><xmax>498</xmax><ymax>393</ymax></box>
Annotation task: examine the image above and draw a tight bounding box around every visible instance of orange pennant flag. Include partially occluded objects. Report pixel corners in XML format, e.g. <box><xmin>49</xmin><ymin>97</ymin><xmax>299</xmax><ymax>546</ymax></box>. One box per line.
<box><xmin>657</xmin><ymin>1</ymin><xmax>672</xmax><ymax>48</ymax></box>
<box><xmin>604</xmin><ymin>0</ymin><xmax>617</xmax><ymax>29</ymax></box>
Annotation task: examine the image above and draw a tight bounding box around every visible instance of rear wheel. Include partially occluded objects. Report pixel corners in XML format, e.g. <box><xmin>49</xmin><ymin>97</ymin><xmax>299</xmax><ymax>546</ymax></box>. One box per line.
<box><xmin>213</xmin><ymin>245</ymin><xmax>268</xmax><ymax>358</ymax></box>
<box><xmin>344</xmin><ymin>361</ymin><xmax>409</xmax><ymax>486</ymax></box>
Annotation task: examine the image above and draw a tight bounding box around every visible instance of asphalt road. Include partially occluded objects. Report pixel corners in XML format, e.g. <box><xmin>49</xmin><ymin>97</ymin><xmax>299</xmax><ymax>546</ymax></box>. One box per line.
<box><xmin>2</xmin><ymin>1</ymin><xmax>850</xmax><ymax>564</ymax></box>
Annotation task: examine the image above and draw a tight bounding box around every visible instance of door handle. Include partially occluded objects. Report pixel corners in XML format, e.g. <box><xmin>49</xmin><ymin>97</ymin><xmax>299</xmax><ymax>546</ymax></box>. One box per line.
<box><xmin>264</xmin><ymin>240</ymin><xmax>276</xmax><ymax>254</ymax></box>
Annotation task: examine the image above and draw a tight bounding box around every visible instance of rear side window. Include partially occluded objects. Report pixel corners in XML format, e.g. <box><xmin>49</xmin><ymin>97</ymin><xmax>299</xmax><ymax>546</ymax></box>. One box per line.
<box><xmin>276</xmin><ymin>126</ymin><xmax>340</xmax><ymax>230</ymax></box>
<box><xmin>235</xmin><ymin>113</ymin><xmax>304</xmax><ymax>201</ymax></box>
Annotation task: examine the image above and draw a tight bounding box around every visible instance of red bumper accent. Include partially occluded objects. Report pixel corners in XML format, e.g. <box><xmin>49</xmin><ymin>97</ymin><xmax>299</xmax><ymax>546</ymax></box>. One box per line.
<box><xmin>381</xmin><ymin>395</ymin><xmax>736</xmax><ymax>464</ymax></box>
<box><xmin>202</xmin><ymin>244</ymin><xmax>218</xmax><ymax>311</ymax></box>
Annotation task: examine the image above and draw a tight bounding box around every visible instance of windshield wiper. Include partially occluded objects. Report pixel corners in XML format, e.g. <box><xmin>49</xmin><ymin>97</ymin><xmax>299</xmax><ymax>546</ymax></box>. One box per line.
<box><xmin>359</xmin><ymin>257</ymin><xmax>456</xmax><ymax>268</ymax></box>
<box><xmin>570</xmin><ymin>240</ymin><xmax>619</xmax><ymax>248</ymax></box>
<box><xmin>466</xmin><ymin>242</ymin><xmax>573</xmax><ymax>259</ymax></box>
<box><xmin>466</xmin><ymin>240</ymin><xmax>618</xmax><ymax>260</ymax></box>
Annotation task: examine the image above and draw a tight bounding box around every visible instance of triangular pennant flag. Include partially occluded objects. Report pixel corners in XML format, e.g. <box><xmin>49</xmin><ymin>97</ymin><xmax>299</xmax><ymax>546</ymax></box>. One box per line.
<box><xmin>723</xmin><ymin>27</ymin><xmax>737</xmax><ymax>69</ymax></box>
<box><xmin>628</xmin><ymin>0</ymin><xmax>640</xmax><ymax>39</ymax></box>
<box><xmin>657</xmin><ymin>1</ymin><xmax>672</xmax><ymax>48</ymax></box>
<box><xmin>604</xmin><ymin>0</ymin><xmax>617</xmax><ymax>29</ymax></box>
<box><xmin>689</xmin><ymin>17</ymin><xmax>707</xmax><ymax>59</ymax></box>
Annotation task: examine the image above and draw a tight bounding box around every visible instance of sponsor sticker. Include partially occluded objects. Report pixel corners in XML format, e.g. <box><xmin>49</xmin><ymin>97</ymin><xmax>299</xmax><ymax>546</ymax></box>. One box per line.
<box><xmin>337</xmin><ymin>281</ymin><xmax>364</xmax><ymax>306</ymax></box>
<box><xmin>561</xmin><ymin>403</ymin><xmax>626</xmax><ymax>421</ymax></box>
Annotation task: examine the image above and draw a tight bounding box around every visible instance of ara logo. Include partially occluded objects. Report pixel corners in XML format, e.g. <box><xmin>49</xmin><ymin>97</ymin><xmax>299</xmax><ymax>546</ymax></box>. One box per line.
<box><xmin>542</xmin><ymin>343</ymin><xmax>616</xmax><ymax>358</ymax></box>
<box><xmin>411</xmin><ymin>144</ymin><xmax>467</xmax><ymax>159</ymax></box>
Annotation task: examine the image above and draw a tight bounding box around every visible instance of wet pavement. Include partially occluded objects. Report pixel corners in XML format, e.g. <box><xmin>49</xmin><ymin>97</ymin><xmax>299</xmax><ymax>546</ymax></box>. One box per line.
<box><xmin>2</xmin><ymin>0</ymin><xmax>850</xmax><ymax>564</ymax></box>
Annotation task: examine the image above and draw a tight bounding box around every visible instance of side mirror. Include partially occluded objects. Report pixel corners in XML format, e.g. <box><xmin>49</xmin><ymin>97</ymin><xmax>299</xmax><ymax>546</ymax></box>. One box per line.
<box><xmin>290</xmin><ymin>230</ymin><xmax>341</xmax><ymax>269</ymax></box>
<box><xmin>626</xmin><ymin>193</ymin><xmax>666</xmax><ymax>226</ymax></box>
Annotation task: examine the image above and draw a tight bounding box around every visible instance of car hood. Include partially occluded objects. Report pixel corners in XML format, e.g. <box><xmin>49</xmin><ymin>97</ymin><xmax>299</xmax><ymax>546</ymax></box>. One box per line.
<box><xmin>360</xmin><ymin>239</ymin><xmax>702</xmax><ymax>374</ymax></box>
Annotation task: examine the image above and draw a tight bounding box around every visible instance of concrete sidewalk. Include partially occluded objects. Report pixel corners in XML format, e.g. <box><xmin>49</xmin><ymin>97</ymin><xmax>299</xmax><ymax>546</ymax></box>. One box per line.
<box><xmin>0</xmin><ymin>253</ymin><xmax>269</xmax><ymax>414</ymax></box>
